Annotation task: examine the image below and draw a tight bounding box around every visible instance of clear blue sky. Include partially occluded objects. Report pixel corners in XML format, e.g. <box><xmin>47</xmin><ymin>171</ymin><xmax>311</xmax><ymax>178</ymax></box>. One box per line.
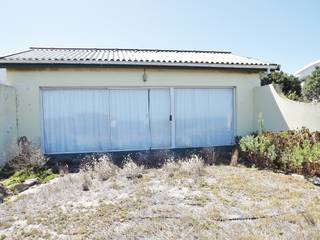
<box><xmin>1</xmin><ymin>0</ymin><xmax>319</xmax><ymax>73</ymax></box>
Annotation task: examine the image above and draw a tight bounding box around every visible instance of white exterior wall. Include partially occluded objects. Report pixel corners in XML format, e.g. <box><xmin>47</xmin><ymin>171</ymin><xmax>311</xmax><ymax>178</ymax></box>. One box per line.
<box><xmin>254</xmin><ymin>84</ymin><xmax>320</xmax><ymax>132</ymax></box>
<box><xmin>0</xmin><ymin>84</ymin><xmax>17</xmax><ymax>165</ymax></box>
<box><xmin>7</xmin><ymin>67</ymin><xmax>261</xmax><ymax>147</ymax></box>
<box><xmin>0</xmin><ymin>69</ymin><xmax>7</xmax><ymax>84</ymax></box>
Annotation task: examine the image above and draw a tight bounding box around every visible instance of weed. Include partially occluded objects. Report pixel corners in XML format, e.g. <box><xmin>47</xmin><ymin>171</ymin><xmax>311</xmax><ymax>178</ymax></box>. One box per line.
<box><xmin>121</xmin><ymin>157</ymin><xmax>144</xmax><ymax>179</ymax></box>
<box><xmin>190</xmin><ymin>194</ymin><xmax>210</xmax><ymax>207</ymax></box>
<box><xmin>7</xmin><ymin>137</ymin><xmax>48</xmax><ymax>170</ymax></box>
<box><xmin>91</xmin><ymin>155</ymin><xmax>118</xmax><ymax>181</ymax></box>
<box><xmin>180</xmin><ymin>155</ymin><xmax>205</xmax><ymax>176</ymax></box>
<box><xmin>3</xmin><ymin>168</ymin><xmax>57</xmax><ymax>188</ymax></box>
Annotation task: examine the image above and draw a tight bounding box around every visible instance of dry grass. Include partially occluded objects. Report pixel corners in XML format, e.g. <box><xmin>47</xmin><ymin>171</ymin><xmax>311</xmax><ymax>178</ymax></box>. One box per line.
<box><xmin>120</xmin><ymin>157</ymin><xmax>144</xmax><ymax>179</ymax></box>
<box><xmin>0</xmin><ymin>156</ymin><xmax>319</xmax><ymax>240</ymax></box>
<box><xmin>163</xmin><ymin>155</ymin><xmax>204</xmax><ymax>178</ymax></box>
<box><xmin>86</xmin><ymin>155</ymin><xmax>119</xmax><ymax>181</ymax></box>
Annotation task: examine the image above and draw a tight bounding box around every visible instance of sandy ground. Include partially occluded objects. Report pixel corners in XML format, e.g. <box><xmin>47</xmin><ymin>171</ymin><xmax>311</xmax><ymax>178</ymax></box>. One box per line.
<box><xmin>0</xmin><ymin>159</ymin><xmax>319</xmax><ymax>240</ymax></box>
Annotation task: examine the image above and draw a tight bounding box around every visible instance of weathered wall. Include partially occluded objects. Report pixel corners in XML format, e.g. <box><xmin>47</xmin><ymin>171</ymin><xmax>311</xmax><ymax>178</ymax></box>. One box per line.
<box><xmin>254</xmin><ymin>84</ymin><xmax>320</xmax><ymax>132</ymax></box>
<box><xmin>7</xmin><ymin>67</ymin><xmax>261</xmax><ymax>147</ymax></box>
<box><xmin>0</xmin><ymin>84</ymin><xmax>17</xmax><ymax>165</ymax></box>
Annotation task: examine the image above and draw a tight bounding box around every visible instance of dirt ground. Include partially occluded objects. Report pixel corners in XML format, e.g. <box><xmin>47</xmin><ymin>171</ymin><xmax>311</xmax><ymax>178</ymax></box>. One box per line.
<box><xmin>0</xmin><ymin>159</ymin><xmax>319</xmax><ymax>240</ymax></box>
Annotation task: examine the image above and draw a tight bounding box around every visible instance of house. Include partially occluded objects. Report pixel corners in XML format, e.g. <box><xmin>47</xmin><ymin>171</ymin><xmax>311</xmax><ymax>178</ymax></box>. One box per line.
<box><xmin>294</xmin><ymin>60</ymin><xmax>320</xmax><ymax>79</ymax></box>
<box><xmin>0</xmin><ymin>47</ymin><xmax>279</xmax><ymax>155</ymax></box>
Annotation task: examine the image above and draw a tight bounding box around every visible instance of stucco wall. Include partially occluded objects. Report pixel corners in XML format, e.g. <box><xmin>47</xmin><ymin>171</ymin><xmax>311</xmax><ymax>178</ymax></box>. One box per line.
<box><xmin>254</xmin><ymin>84</ymin><xmax>320</xmax><ymax>132</ymax></box>
<box><xmin>0</xmin><ymin>84</ymin><xmax>17</xmax><ymax>165</ymax></box>
<box><xmin>7</xmin><ymin>67</ymin><xmax>261</xmax><ymax>147</ymax></box>
<box><xmin>0</xmin><ymin>69</ymin><xmax>6</xmax><ymax>84</ymax></box>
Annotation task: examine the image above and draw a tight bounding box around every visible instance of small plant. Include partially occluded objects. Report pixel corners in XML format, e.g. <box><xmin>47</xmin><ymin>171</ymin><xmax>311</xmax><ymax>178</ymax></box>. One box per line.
<box><xmin>80</xmin><ymin>170</ymin><xmax>92</xmax><ymax>191</ymax></box>
<box><xmin>287</xmin><ymin>90</ymin><xmax>300</xmax><ymax>101</ymax></box>
<box><xmin>239</xmin><ymin>135</ymin><xmax>277</xmax><ymax>168</ymax></box>
<box><xmin>78</xmin><ymin>155</ymin><xmax>118</xmax><ymax>188</ymax></box>
<box><xmin>257</xmin><ymin>112</ymin><xmax>265</xmax><ymax>135</ymax></box>
<box><xmin>92</xmin><ymin>155</ymin><xmax>118</xmax><ymax>181</ymax></box>
<box><xmin>163</xmin><ymin>155</ymin><xmax>205</xmax><ymax>178</ymax></box>
<box><xmin>180</xmin><ymin>155</ymin><xmax>205</xmax><ymax>176</ymax></box>
<box><xmin>3</xmin><ymin>168</ymin><xmax>57</xmax><ymax>188</ymax></box>
<box><xmin>163</xmin><ymin>159</ymin><xmax>180</xmax><ymax>177</ymax></box>
<box><xmin>121</xmin><ymin>157</ymin><xmax>144</xmax><ymax>179</ymax></box>
<box><xmin>7</xmin><ymin>137</ymin><xmax>48</xmax><ymax>170</ymax></box>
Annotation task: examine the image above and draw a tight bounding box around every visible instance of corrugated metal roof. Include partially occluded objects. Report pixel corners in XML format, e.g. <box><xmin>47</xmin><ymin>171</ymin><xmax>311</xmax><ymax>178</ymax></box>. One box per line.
<box><xmin>0</xmin><ymin>47</ymin><xmax>279</xmax><ymax>70</ymax></box>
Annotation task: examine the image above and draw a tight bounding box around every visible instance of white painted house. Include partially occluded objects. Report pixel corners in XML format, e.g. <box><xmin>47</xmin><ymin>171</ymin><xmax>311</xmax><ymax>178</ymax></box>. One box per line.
<box><xmin>0</xmin><ymin>47</ymin><xmax>279</xmax><ymax>156</ymax></box>
<box><xmin>295</xmin><ymin>60</ymin><xmax>320</xmax><ymax>79</ymax></box>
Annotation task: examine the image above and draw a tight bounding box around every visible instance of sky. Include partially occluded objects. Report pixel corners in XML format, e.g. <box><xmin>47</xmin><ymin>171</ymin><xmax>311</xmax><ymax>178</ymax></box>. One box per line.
<box><xmin>0</xmin><ymin>0</ymin><xmax>319</xmax><ymax>74</ymax></box>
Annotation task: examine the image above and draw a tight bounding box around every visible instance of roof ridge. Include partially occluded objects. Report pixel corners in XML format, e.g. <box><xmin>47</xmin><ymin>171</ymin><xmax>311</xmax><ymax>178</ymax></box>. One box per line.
<box><xmin>29</xmin><ymin>47</ymin><xmax>232</xmax><ymax>54</ymax></box>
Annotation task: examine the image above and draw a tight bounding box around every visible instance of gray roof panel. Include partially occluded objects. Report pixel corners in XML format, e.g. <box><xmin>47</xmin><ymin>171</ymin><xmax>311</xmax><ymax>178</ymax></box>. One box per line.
<box><xmin>0</xmin><ymin>47</ymin><xmax>279</xmax><ymax>70</ymax></box>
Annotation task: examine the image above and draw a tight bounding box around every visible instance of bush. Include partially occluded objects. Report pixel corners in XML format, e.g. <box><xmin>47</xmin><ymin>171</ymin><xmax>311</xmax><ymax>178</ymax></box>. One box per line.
<box><xmin>302</xmin><ymin>66</ymin><xmax>320</xmax><ymax>102</ymax></box>
<box><xmin>239</xmin><ymin>128</ymin><xmax>320</xmax><ymax>176</ymax></box>
<box><xmin>281</xmin><ymin>141</ymin><xmax>320</xmax><ymax>175</ymax></box>
<box><xmin>8</xmin><ymin>136</ymin><xmax>48</xmax><ymax>170</ymax></box>
<box><xmin>261</xmin><ymin>71</ymin><xmax>302</xmax><ymax>98</ymax></box>
<box><xmin>3</xmin><ymin>168</ymin><xmax>57</xmax><ymax>188</ymax></box>
<box><xmin>239</xmin><ymin>135</ymin><xmax>277</xmax><ymax>168</ymax></box>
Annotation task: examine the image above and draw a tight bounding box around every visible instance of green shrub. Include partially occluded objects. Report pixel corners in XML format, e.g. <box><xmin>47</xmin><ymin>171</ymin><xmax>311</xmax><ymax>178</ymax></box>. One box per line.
<box><xmin>239</xmin><ymin>135</ymin><xmax>277</xmax><ymax>168</ymax></box>
<box><xmin>3</xmin><ymin>168</ymin><xmax>57</xmax><ymax>188</ymax></box>
<box><xmin>280</xmin><ymin>141</ymin><xmax>320</xmax><ymax>175</ymax></box>
<box><xmin>261</xmin><ymin>71</ymin><xmax>302</xmax><ymax>98</ymax></box>
<box><xmin>302</xmin><ymin>66</ymin><xmax>320</xmax><ymax>102</ymax></box>
<box><xmin>239</xmin><ymin>128</ymin><xmax>320</xmax><ymax>176</ymax></box>
<box><xmin>287</xmin><ymin>91</ymin><xmax>300</xmax><ymax>101</ymax></box>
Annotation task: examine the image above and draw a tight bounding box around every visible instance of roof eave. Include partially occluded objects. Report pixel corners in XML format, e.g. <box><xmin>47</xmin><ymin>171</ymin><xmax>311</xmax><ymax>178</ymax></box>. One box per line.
<box><xmin>0</xmin><ymin>60</ymin><xmax>279</xmax><ymax>71</ymax></box>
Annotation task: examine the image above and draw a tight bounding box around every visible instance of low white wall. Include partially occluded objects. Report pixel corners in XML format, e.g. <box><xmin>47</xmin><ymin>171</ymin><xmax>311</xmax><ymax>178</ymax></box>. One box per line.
<box><xmin>0</xmin><ymin>84</ymin><xmax>17</xmax><ymax>166</ymax></box>
<box><xmin>254</xmin><ymin>84</ymin><xmax>320</xmax><ymax>132</ymax></box>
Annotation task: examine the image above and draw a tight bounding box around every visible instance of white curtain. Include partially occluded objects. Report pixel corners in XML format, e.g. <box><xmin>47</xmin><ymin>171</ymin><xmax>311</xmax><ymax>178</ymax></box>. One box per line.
<box><xmin>42</xmin><ymin>88</ymin><xmax>234</xmax><ymax>153</ymax></box>
<box><xmin>175</xmin><ymin>88</ymin><xmax>234</xmax><ymax>147</ymax></box>
<box><xmin>149</xmin><ymin>89</ymin><xmax>171</xmax><ymax>149</ymax></box>
<box><xmin>109</xmin><ymin>89</ymin><xmax>150</xmax><ymax>150</ymax></box>
<box><xmin>42</xmin><ymin>89</ymin><xmax>110</xmax><ymax>153</ymax></box>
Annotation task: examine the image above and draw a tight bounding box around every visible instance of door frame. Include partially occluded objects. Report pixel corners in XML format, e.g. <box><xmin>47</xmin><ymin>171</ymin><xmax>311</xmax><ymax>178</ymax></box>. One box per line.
<box><xmin>40</xmin><ymin>86</ymin><xmax>236</xmax><ymax>154</ymax></box>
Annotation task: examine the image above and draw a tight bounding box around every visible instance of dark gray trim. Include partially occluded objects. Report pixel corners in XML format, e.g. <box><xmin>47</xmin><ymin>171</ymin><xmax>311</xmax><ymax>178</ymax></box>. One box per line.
<box><xmin>0</xmin><ymin>62</ymin><xmax>279</xmax><ymax>72</ymax></box>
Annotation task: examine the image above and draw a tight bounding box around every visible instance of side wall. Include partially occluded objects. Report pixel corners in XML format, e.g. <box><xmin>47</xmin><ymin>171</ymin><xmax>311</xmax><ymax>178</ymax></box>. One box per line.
<box><xmin>7</xmin><ymin>67</ymin><xmax>261</xmax><ymax>147</ymax></box>
<box><xmin>254</xmin><ymin>84</ymin><xmax>320</xmax><ymax>132</ymax></box>
<box><xmin>0</xmin><ymin>84</ymin><xmax>17</xmax><ymax>165</ymax></box>
<box><xmin>0</xmin><ymin>69</ymin><xmax>7</xmax><ymax>84</ymax></box>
